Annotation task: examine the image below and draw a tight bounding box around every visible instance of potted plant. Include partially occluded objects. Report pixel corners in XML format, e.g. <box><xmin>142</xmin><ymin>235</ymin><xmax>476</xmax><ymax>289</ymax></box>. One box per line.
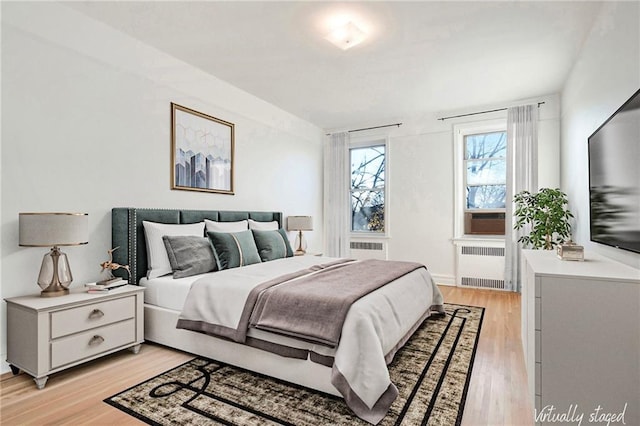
<box><xmin>513</xmin><ymin>188</ymin><xmax>573</xmax><ymax>250</ymax></box>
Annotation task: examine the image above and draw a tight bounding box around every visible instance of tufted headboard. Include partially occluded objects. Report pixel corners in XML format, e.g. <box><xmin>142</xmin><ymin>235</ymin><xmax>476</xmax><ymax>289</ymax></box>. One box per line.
<box><xmin>111</xmin><ymin>208</ymin><xmax>283</xmax><ymax>284</ymax></box>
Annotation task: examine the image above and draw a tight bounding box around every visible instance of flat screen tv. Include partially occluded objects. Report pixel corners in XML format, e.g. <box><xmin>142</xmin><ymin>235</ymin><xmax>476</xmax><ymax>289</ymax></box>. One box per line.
<box><xmin>588</xmin><ymin>88</ymin><xmax>640</xmax><ymax>254</ymax></box>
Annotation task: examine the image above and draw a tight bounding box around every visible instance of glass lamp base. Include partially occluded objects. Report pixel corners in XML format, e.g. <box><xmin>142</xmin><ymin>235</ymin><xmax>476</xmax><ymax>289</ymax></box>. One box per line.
<box><xmin>294</xmin><ymin>231</ymin><xmax>308</xmax><ymax>255</ymax></box>
<box><xmin>37</xmin><ymin>247</ymin><xmax>72</xmax><ymax>297</ymax></box>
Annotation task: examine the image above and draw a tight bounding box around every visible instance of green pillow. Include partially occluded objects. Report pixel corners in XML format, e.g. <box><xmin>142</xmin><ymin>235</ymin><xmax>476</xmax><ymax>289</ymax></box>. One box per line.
<box><xmin>252</xmin><ymin>229</ymin><xmax>294</xmax><ymax>262</ymax></box>
<box><xmin>162</xmin><ymin>235</ymin><xmax>216</xmax><ymax>278</ymax></box>
<box><xmin>207</xmin><ymin>230</ymin><xmax>262</xmax><ymax>270</ymax></box>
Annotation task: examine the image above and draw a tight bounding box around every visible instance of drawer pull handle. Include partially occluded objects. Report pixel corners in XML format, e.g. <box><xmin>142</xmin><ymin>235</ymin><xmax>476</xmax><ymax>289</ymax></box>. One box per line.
<box><xmin>89</xmin><ymin>309</ymin><xmax>104</xmax><ymax>319</ymax></box>
<box><xmin>89</xmin><ymin>335</ymin><xmax>104</xmax><ymax>346</ymax></box>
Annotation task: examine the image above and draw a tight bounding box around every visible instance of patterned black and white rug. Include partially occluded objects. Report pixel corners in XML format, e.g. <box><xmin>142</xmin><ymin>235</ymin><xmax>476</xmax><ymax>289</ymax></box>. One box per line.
<box><xmin>105</xmin><ymin>303</ymin><xmax>484</xmax><ymax>425</ymax></box>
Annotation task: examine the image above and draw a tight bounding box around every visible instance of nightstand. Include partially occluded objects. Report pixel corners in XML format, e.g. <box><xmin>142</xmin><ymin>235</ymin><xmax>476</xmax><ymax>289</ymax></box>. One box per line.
<box><xmin>5</xmin><ymin>285</ymin><xmax>144</xmax><ymax>389</ymax></box>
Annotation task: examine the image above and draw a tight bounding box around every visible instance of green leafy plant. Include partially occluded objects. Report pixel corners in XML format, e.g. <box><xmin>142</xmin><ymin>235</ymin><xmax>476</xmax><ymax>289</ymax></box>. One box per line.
<box><xmin>513</xmin><ymin>188</ymin><xmax>574</xmax><ymax>250</ymax></box>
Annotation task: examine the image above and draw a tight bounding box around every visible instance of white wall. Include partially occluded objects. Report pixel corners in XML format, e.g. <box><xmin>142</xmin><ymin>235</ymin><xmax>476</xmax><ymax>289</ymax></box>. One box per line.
<box><xmin>387</xmin><ymin>125</ymin><xmax>456</xmax><ymax>284</ymax></box>
<box><xmin>340</xmin><ymin>94</ymin><xmax>560</xmax><ymax>285</ymax></box>
<box><xmin>0</xmin><ymin>3</ymin><xmax>324</xmax><ymax>372</ymax></box>
<box><xmin>561</xmin><ymin>1</ymin><xmax>640</xmax><ymax>269</ymax></box>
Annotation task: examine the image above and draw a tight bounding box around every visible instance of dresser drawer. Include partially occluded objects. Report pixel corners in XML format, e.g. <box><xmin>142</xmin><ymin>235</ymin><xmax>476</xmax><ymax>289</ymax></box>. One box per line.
<box><xmin>50</xmin><ymin>319</ymin><xmax>135</xmax><ymax>369</ymax></box>
<box><xmin>50</xmin><ymin>296</ymin><xmax>135</xmax><ymax>338</ymax></box>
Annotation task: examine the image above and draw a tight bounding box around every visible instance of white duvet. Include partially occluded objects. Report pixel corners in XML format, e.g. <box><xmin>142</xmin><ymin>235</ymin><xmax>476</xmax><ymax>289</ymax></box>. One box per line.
<box><xmin>178</xmin><ymin>256</ymin><xmax>444</xmax><ymax>424</ymax></box>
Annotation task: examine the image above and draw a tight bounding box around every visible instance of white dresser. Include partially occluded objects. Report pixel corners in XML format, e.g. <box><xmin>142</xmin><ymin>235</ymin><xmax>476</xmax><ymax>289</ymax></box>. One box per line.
<box><xmin>521</xmin><ymin>250</ymin><xmax>640</xmax><ymax>425</ymax></box>
<box><xmin>5</xmin><ymin>285</ymin><xmax>144</xmax><ymax>389</ymax></box>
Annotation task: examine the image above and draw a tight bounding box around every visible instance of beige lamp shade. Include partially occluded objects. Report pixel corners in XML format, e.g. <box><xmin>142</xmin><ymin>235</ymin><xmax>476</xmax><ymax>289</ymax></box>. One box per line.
<box><xmin>287</xmin><ymin>216</ymin><xmax>313</xmax><ymax>231</ymax></box>
<box><xmin>19</xmin><ymin>213</ymin><xmax>89</xmax><ymax>247</ymax></box>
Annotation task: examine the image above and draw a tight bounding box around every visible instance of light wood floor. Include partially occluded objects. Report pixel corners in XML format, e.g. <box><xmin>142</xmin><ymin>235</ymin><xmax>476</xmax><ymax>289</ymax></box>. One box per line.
<box><xmin>0</xmin><ymin>286</ymin><xmax>532</xmax><ymax>425</ymax></box>
<box><xmin>441</xmin><ymin>286</ymin><xmax>532</xmax><ymax>426</ymax></box>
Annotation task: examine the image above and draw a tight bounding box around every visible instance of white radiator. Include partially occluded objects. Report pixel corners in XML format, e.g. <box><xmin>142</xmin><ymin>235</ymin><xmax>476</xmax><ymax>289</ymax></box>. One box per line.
<box><xmin>455</xmin><ymin>242</ymin><xmax>506</xmax><ymax>290</ymax></box>
<box><xmin>349</xmin><ymin>241</ymin><xmax>388</xmax><ymax>260</ymax></box>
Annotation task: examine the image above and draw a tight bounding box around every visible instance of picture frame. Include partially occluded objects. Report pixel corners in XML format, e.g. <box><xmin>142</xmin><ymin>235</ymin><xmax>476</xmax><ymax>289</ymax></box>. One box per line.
<box><xmin>171</xmin><ymin>103</ymin><xmax>234</xmax><ymax>195</ymax></box>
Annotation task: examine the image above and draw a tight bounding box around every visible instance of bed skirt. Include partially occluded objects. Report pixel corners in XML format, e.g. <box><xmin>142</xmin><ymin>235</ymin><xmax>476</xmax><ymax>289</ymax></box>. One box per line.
<box><xmin>143</xmin><ymin>303</ymin><xmax>341</xmax><ymax>397</ymax></box>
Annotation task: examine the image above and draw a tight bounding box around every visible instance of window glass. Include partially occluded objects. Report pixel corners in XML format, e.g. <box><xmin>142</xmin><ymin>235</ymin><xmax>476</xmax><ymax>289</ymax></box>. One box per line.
<box><xmin>351</xmin><ymin>145</ymin><xmax>385</xmax><ymax>232</ymax></box>
<box><xmin>465</xmin><ymin>132</ymin><xmax>507</xmax><ymax>160</ymax></box>
<box><xmin>466</xmin><ymin>184</ymin><xmax>507</xmax><ymax>209</ymax></box>
<box><xmin>464</xmin><ymin>131</ymin><xmax>507</xmax><ymax>210</ymax></box>
<box><xmin>466</xmin><ymin>159</ymin><xmax>506</xmax><ymax>185</ymax></box>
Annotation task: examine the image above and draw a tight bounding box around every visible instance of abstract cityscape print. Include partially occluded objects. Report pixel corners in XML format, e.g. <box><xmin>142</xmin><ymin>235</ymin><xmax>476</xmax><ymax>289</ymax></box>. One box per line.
<box><xmin>171</xmin><ymin>103</ymin><xmax>234</xmax><ymax>194</ymax></box>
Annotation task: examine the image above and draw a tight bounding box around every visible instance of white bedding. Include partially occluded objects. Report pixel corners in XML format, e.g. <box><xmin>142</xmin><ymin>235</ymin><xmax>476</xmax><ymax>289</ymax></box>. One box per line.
<box><xmin>140</xmin><ymin>273</ymin><xmax>209</xmax><ymax>311</ymax></box>
<box><xmin>141</xmin><ymin>256</ymin><xmax>441</xmax><ymax>359</ymax></box>
<box><xmin>140</xmin><ymin>256</ymin><xmax>339</xmax><ymax>311</ymax></box>
<box><xmin>175</xmin><ymin>256</ymin><xmax>443</xmax><ymax>424</ymax></box>
<box><xmin>140</xmin><ymin>258</ymin><xmax>335</xmax><ymax>352</ymax></box>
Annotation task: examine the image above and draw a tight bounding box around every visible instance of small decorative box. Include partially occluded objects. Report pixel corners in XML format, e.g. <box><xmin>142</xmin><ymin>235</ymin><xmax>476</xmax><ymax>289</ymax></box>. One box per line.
<box><xmin>557</xmin><ymin>240</ymin><xmax>584</xmax><ymax>261</ymax></box>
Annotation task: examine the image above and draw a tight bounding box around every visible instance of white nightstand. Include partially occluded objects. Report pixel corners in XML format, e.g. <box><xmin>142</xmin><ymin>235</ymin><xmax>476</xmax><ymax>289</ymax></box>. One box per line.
<box><xmin>5</xmin><ymin>284</ymin><xmax>144</xmax><ymax>389</ymax></box>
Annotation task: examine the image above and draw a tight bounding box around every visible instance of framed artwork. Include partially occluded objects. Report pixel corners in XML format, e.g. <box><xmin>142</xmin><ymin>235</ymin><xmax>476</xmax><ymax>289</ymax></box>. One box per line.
<box><xmin>171</xmin><ymin>103</ymin><xmax>235</xmax><ymax>194</ymax></box>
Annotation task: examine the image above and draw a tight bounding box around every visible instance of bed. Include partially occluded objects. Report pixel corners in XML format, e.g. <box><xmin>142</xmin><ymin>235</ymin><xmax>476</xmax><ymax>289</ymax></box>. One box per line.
<box><xmin>111</xmin><ymin>207</ymin><xmax>443</xmax><ymax>424</ymax></box>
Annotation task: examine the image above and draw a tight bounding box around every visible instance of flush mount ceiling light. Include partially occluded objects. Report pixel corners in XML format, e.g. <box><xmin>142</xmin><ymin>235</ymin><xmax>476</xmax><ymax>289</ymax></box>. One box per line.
<box><xmin>325</xmin><ymin>21</ymin><xmax>367</xmax><ymax>50</ymax></box>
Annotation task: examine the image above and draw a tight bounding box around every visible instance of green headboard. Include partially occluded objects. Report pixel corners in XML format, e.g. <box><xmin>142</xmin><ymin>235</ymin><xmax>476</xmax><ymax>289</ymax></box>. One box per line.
<box><xmin>111</xmin><ymin>208</ymin><xmax>283</xmax><ymax>284</ymax></box>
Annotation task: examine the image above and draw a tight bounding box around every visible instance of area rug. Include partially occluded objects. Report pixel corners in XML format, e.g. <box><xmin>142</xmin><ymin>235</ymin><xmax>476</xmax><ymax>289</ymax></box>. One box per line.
<box><xmin>105</xmin><ymin>303</ymin><xmax>484</xmax><ymax>426</ymax></box>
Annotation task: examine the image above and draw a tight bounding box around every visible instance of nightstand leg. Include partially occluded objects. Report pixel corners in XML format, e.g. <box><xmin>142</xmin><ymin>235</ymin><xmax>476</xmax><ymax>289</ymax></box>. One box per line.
<box><xmin>9</xmin><ymin>365</ymin><xmax>20</xmax><ymax>375</ymax></box>
<box><xmin>34</xmin><ymin>376</ymin><xmax>48</xmax><ymax>389</ymax></box>
<box><xmin>129</xmin><ymin>344</ymin><xmax>141</xmax><ymax>354</ymax></box>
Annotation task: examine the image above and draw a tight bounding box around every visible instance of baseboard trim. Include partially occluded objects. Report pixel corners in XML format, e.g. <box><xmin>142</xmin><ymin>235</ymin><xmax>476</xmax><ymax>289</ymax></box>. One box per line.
<box><xmin>0</xmin><ymin>357</ymin><xmax>10</xmax><ymax>376</ymax></box>
<box><xmin>431</xmin><ymin>274</ymin><xmax>455</xmax><ymax>286</ymax></box>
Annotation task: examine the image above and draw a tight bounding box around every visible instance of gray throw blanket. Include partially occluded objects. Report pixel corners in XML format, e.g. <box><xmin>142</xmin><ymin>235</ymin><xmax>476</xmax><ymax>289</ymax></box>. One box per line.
<box><xmin>249</xmin><ymin>259</ymin><xmax>425</xmax><ymax>347</ymax></box>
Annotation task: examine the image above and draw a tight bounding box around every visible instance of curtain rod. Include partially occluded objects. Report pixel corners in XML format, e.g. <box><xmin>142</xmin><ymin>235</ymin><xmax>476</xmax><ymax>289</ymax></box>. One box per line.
<box><xmin>437</xmin><ymin>102</ymin><xmax>545</xmax><ymax>121</ymax></box>
<box><xmin>326</xmin><ymin>122</ymin><xmax>402</xmax><ymax>136</ymax></box>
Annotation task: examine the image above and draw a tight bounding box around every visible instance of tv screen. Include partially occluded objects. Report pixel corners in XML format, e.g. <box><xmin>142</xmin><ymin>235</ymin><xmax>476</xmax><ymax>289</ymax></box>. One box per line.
<box><xmin>588</xmin><ymin>88</ymin><xmax>640</xmax><ymax>254</ymax></box>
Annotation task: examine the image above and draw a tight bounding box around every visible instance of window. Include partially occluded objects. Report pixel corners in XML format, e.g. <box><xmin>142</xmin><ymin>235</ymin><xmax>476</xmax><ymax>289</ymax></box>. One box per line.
<box><xmin>350</xmin><ymin>144</ymin><xmax>385</xmax><ymax>233</ymax></box>
<box><xmin>464</xmin><ymin>131</ymin><xmax>507</xmax><ymax>211</ymax></box>
<box><xmin>455</xmin><ymin>122</ymin><xmax>507</xmax><ymax>236</ymax></box>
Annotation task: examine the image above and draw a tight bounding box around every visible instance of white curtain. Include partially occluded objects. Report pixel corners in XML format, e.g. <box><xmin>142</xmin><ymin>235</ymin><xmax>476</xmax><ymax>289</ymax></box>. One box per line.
<box><xmin>324</xmin><ymin>132</ymin><xmax>350</xmax><ymax>257</ymax></box>
<box><xmin>505</xmin><ymin>105</ymin><xmax>538</xmax><ymax>292</ymax></box>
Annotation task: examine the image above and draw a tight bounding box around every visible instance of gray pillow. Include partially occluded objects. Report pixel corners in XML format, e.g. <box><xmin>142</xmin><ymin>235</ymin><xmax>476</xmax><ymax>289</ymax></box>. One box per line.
<box><xmin>252</xmin><ymin>229</ymin><xmax>294</xmax><ymax>262</ymax></box>
<box><xmin>207</xmin><ymin>230</ymin><xmax>262</xmax><ymax>270</ymax></box>
<box><xmin>162</xmin><ymin>235</ymin><xmax>217</xmax><ymax>279</ymax></box>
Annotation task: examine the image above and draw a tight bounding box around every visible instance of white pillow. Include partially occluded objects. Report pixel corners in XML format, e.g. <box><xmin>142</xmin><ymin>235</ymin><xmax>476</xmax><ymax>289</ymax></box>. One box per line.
<box><xmin>248</xmin><ymin>219</ymin><xmax>279</xmax><ymax>231</ymax></box>
<box><xmin>142</xmin><ymin>221</ymin><xmax>205</xmax><ymax>279</ymax></box>
<box><xmin>204</xmin><ymin>219</ymin><xmax>248</xmax><ymax>233</ymax></box>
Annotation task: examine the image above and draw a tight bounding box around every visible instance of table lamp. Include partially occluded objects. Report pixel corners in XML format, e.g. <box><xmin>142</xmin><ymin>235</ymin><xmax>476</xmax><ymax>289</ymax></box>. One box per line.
<box><xmin>19</xmin><ymin>212</ymin><xmax>89</xmax><ymax>297</ymax></box>
<box><xmin>287</xmin><ymin>216</ymin><xmax>313</xmax><ymax>256</ymax></box>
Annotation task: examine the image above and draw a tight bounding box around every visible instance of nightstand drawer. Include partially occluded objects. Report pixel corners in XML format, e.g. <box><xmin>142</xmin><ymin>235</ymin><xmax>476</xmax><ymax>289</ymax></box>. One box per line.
<box><xmin>51</xmin><ymin>296</ymin><xmax>135</xmax><ymax>338</ymax></box>
<box><xmin>51</xmin><ymin>319</ymin><xmax>135</xmax><ymax>369</ymax></box>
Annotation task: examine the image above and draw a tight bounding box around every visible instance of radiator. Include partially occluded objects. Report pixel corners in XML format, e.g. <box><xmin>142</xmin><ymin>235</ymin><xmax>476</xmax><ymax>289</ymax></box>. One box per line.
<box><xmin>349</xmin><ymin>241</ymin><xmax>388</xmax><ymax>260</ymax></box>
<box><xmin>456</xmin><ymin>243</ymin><xmax>505</xmax><ymax>290</ymax></box>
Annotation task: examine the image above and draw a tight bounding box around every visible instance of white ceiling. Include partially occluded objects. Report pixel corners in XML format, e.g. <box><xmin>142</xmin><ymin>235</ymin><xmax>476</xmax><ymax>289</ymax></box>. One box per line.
<box><xmin>66</xmin><ymin>1</ymin><xmax>602</xmax><ymax>130</ymax></box>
